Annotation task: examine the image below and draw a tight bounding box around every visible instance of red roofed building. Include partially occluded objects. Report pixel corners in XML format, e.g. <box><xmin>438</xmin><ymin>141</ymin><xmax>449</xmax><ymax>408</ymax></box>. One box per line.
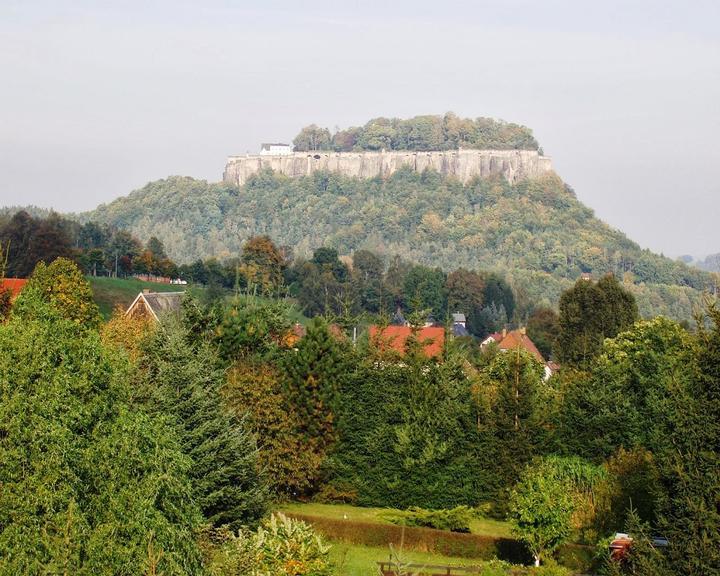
<box><xmin>481</xmin><ymin>328</ymin><xmax>559</xmax><ymax>380</ymax></box>
<box><xmin>369</xmin><ymin>325</ymin><xmax>445</xmax><ymax>359</ymax></box>
<box><xmin>0</xmin><ymin>278</ymin><xmax>27</xmax><ymax>300</ymax></box>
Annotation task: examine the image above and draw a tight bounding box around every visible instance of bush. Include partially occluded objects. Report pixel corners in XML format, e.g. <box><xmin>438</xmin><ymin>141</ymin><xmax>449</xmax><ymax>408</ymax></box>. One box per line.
<box><xmin>381</xmin><ymin>506</ymin><xmax>474</xmax><ymax>533</ymax></box>
<box><xmin>205</xmin><ymin>513</ymin><xmax>333</xmax><ymax>576</ymax></box>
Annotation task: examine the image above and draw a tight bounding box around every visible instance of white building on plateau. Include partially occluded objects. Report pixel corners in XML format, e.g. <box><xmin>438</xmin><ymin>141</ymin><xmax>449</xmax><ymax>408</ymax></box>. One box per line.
<box><xmin>260</xmin><ymin>143</ymin><xmax>293</xmax><ymax>155</ymax></box>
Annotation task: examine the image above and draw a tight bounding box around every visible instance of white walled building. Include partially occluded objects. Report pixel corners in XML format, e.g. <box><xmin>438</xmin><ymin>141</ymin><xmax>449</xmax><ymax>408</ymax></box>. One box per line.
<box><xmin>260</xmin><ymin>143</ymin><xmax>293</xmax><ymax>155</ymax></box>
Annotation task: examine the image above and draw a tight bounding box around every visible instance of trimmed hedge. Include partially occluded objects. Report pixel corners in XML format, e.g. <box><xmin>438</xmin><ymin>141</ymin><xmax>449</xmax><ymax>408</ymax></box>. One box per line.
<box><xmin>285</xmin><ymin>513</ymin><xmax>531</xmax><ymax>564</ymax></box>
<box><xmin>286</xmin><ymin>513</ymin><xmax>593</xmax><ymax>571</ymax></box>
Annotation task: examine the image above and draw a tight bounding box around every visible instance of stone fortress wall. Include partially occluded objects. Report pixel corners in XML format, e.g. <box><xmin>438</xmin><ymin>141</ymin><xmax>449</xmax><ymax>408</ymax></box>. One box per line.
<box><xmin>223</xmin><ymin>148</ymin><xmax>553</xmax><ymax>187</ymax></box>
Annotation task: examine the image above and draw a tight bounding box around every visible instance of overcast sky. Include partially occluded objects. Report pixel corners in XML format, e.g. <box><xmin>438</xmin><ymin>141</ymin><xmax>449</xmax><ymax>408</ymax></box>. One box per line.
<box><xmin>1</xmin><ymin>0</ymin><xmax>718</xmax><ymax>257</ymax></box>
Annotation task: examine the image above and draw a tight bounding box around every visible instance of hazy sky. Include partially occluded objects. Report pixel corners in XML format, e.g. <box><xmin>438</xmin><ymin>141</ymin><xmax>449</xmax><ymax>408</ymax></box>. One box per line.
<box><xmin>1</xmin><ymin>0</ymin><xmax>718</xmax><ymax>257</ymax></box>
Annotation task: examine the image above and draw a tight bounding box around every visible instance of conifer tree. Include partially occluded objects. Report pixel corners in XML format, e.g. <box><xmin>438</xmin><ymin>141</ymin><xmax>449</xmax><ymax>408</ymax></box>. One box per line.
<box><xmin>281</xmin><ymin>318</ymin><xmax>347</xmax><ymax>494</ymax></box>
<box><xmin>0</xmin><ymin>293</ymin><xmax>202</xmax><ymax>575</ymax></box>
<box><xmin>139</xmin><ymin>320</ymin><xmax>268</xmax><ymax>529</ymax></box>
<box><xmin>482</xmin><ymin>348</ymin><xmax>545</xmax><ymax>497</ymax></box>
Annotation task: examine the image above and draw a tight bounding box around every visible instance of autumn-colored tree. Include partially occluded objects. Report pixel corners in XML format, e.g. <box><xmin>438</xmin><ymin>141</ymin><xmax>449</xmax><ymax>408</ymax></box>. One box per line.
<box><xmin>238</xmin><ymin>235</ymin><xmax>286</xmax><ymax>294</ymax></box>
<box><xmin>101</xmin><ymin>306</ymin><xmax>155</xmax><ymax>362</ymax></box>
<box><xmin>224</xmin><ymin>360</ymin><xmax>327</xmax><ymax>497</ymax></box>
<box><xmin>14</xmin><ymin>257</ymin><xmax>101</xmax><ymax>329</ymax></box>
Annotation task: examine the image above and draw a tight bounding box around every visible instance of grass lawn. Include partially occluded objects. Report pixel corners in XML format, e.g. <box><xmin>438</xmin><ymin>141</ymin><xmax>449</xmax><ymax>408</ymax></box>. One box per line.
<box><xmin>329</xmin><ymin>541</ymin><xmax>487</xmax><ymax>576</ymax></box>
<box><xmin>278</xmin><ymin>502</ymin><xmax>512</xmax><ymax>538</ymax></box>
<box><xmin>88</xmin><ymin>276</ymin><xmax>185</xmax><ymax>319</ymax></box>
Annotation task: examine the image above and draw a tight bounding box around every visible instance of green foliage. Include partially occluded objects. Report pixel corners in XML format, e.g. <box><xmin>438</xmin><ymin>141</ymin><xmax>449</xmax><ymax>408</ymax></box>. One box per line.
<box><xmin>0</xmin><ymin>210</ymin><xmax>74</xmax><ymax>277</ymax></box>
<box><xmin>509</xmin><ymin>460</ymin><xmax>578</xmax><ymax>565</ymax></box>
<box><xmin>526</xmin><ymin>307</ymin><xmax>559</xmax><ymax>359</ymax></box>
<box><xmin>206</xmin><ymin>513</ymin><xmax>333</xmax><ymax>576</ymax></box>
<box><xmin>380</xmin><ymin>506</ymin><xmax>474</xmax><ymax>533</ymax></box>
<box><xmin>331</xmin><ymin>352</ymin><xmax>487</xmax><ymax>509</ymax></box>
<box><xmin>294</xmin><ymin>113</ymin><xmax>540</xmax><ymax>152</ymax></box>
<box><xmin>478</xmin><ymin>349</ymin><xmax>548</xmax><ymax>499</ymax></box>
<box><xmin>282</xmin><ymin>318</ymin><xmax>347</xmax><ymax>492</ymax></box>
<box><xmin>447</xmin><ymin>268</ymin><xmax>485</xmax><ymax>335</ymax></box>
<box><xmin>215</xmin><ymin>295</ymin><xmax>294</xmax><ymax>361</ymax></box>
<box><xmin>653</xmin><ymin>302</ymin><xmax>720</xmax><ymax>574</ymax></box>
<box><xmin>0</xmin><ymin>295</ymin><xmax>202</xmax><ymax>574</ymax></box>
<box><xmin>86</xmin><ymin>171</ymin><xmax>712</xmax><ymax>323</ymax></box>
<box><xmin>557</xmin><ymin>317</ymin><xmax>694</xmax><ymax>461</ymax></box>
<box><xmin>138</xmin><ymin>319</ymin><xmax>269</xmax><ymax>529</ymax></box>
<box><xmin>14</xmin><ymin>257</ymin><xmax>101</xmax><ymax>329</ymax></box>
<box><xmin>556</xmin><ymin>275</ymin><xmax>638</xmax><ymax>368</ymax></box>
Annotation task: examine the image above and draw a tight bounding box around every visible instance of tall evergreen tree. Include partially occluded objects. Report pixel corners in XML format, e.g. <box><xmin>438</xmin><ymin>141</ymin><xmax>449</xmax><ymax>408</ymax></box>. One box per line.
<box><xmin>281</xmin><ymin>318</ymin><xmax>348</xmax><ymax>494</ymax></box>
<box><xmin>481</xmin><ymin>349</ymin><xmax>546</xmax><ymax>498</ymax></box>
<box><xmin>139</xmin><ymin>320</ymin><xmax>269</xmax><ymax>529</ymax></box>
<box><xmin>0</xmin><ymin>294</ymin><xmax>202</xmax><ymax>575</ymax></box>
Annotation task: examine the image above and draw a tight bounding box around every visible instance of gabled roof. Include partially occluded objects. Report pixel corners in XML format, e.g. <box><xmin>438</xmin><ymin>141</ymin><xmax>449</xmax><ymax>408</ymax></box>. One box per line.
<box><xmin>496</xmin><ymin>329</ymin><xmax>545</xmax><ymax>363</ymax></box>
<box><xmin>452</xmin><ymin>312</ymin><xmax>466</xmax><ymax>323</ymax></box>
<box><xmin>126</xmin><ymin>291</ymin><xmax>184</xmax><ymax>321</ymax></box>
<box><xmin>0</xmin><ymin>278</ymin><xmax>27</xmax><ymax>299</ymax></box>
<box><xmin>369</xmin><ymin>325</ymin><xmax>445</xmax><ymax>358</ymax></box>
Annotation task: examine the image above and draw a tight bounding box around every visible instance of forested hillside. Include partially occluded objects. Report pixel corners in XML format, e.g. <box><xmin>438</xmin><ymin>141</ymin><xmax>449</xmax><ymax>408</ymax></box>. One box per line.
<box><xmin>86</xmin><ymin>169</ymin><xmax>713</xmax><ymax>321</ymax></box>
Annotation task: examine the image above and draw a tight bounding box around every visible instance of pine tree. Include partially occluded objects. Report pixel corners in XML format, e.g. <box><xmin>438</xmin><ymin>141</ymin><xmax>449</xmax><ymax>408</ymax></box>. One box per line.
<box><xmin>139</xmin><ymin>320</ymin><xmax>269</xmax><ymax>529</ymax></box>
<box><xmin>0</xmin><ymin>293</ymin><xmax>202</xmax><ymax>575</ymax></box>
<box><xmin>281</xmin><ymin>318</ymin><xmax>347</xmax><ymax>494</ymax></box>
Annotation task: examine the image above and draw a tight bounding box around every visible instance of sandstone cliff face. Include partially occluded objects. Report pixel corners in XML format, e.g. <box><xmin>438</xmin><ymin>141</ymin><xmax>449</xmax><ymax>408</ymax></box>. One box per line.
<box><xmin>223</xmin><ymin>149</ymin><xmax>553</xmax><ymax>187</ymax></box>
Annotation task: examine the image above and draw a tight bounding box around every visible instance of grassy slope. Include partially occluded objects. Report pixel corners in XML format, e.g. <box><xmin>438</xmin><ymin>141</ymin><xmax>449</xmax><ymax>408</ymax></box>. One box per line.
<box><xmin>88</xmin><ymin>276</ymin><xmax>184</xmax><ymax>319</ymax></box>
<box><xmin>279</xmin><ymin>503</ymin><xmax>512</xmax><ymax>538</ymax></box>
<box><xmin>330</xmin><ymin>542</ymin><xmax>486</xmax><ymax>576</ymax></box>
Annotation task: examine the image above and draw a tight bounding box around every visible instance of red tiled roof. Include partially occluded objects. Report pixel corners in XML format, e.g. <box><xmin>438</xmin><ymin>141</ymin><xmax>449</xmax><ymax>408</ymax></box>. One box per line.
<box><xmin>369</xmin><ymin>325</ymin><xmax>445</xmax><ymax>358</ymax></box>
<box><xmin>0</xmin><ymin>278</ymin><xmax>27</xmax><ymax>299</ymax></box>
<box><xmin>496</xmin><ymin>329</ymin><xmax>545</xmax><ymax>363</ymax></box>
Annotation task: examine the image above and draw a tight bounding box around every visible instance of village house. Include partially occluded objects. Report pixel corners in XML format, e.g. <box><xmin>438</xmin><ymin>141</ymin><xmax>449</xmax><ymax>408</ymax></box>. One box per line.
<box><xmin>481</xmin><ymin>327</ymin><xmax>558</xmax><ymax>380</ymax></box>
<box><xmin>125</xmin><ymin>290</ymin><xmax>185</xmax><ymax>322</ymax></box>
<box><xmin>369</xmin><ymin>325</ymin><xmax>445</xmax><ymax>359</ymax></box>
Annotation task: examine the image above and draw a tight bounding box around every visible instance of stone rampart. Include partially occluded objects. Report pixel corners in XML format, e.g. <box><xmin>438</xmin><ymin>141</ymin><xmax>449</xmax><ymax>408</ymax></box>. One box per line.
<box><xmin>223</xmin><ymin>149</ymin><xmax>553</xmax><ymax>187</ymax></box>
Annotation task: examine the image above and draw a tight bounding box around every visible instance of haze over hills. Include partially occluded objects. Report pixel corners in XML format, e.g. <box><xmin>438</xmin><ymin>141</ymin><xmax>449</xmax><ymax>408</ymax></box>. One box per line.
<box><xmin>83</xmin><ymin>115</ymin><xmax>714</xmax><ymax>322</ymax></box>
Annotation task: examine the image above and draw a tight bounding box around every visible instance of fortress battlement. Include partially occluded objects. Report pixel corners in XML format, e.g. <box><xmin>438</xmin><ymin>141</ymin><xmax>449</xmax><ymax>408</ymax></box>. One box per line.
<box><xmin>223</xmin><ymin>148</ymin><xmax>552</xmax><ymax>187</ymax></box>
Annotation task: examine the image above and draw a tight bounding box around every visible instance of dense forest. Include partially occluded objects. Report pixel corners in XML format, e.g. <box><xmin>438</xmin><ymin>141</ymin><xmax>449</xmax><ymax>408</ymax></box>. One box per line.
<box><xmin>2</xmin><ymin>237</ymin><xmax>718</xmax><ymax>574</ymax></box>
<box><xmin>0</xmin><ymin>210</ymin><xmax>181</xmax><ymax>279</ymax></box>
<box><xmin>85</xmin><ymin>169</ymin><xmax>714</xmax><ymax>322</ymax></box>
<box><xmin>291</xmin><ymin>112</ymin><xmax>540</xmax><ymax>152</ymax></box>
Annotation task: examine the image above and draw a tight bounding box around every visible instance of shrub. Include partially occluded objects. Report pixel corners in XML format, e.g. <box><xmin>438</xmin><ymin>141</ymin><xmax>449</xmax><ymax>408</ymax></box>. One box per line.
<box><xmin>206</xmin><ymin>513</ymin><xmax>333</xmax><ymax>576</ymax></box>
<box><xmin>381</xmin><ymin>506</ymin><xmax>474</xmax><ymax>533</ymax></box>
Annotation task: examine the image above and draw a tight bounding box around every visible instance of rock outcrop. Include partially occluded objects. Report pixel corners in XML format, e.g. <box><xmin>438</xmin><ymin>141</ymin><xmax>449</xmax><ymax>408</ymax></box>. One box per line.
<box><xmin>223</xmin><ymin>149</ymin><xmax>553</xmax><ymax>187</ymax></box>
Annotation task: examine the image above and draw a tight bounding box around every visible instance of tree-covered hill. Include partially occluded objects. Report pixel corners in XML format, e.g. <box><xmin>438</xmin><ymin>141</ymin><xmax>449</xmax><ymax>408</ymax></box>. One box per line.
<box><xmin>85</xmin><ymin>169</ymin><xmax>713</xmax><ymax>321</ymax></box>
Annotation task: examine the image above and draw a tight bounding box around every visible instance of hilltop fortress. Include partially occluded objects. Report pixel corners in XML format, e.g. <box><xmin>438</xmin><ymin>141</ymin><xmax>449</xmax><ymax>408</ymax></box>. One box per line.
<box><xmin>223</xmin><ymin>148</ymin><xmax>553</xmax><ymax>187</ymax></box>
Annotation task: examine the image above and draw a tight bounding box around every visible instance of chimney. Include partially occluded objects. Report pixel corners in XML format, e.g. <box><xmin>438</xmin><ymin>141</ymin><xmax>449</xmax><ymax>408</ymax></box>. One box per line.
<box><xmin>502</xmin><ymin>328</ymin><xmax>507</xmax><ymax>339</ymax></box>
<box><xmin>143</xmin><ymin>289</ymin><xmax>151</xmax><ymax>294</ymax></box>
<box><xmin>520</xmin><ymin>327</ymin><xmax>526</xmax><ymax>335</ymax></box>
